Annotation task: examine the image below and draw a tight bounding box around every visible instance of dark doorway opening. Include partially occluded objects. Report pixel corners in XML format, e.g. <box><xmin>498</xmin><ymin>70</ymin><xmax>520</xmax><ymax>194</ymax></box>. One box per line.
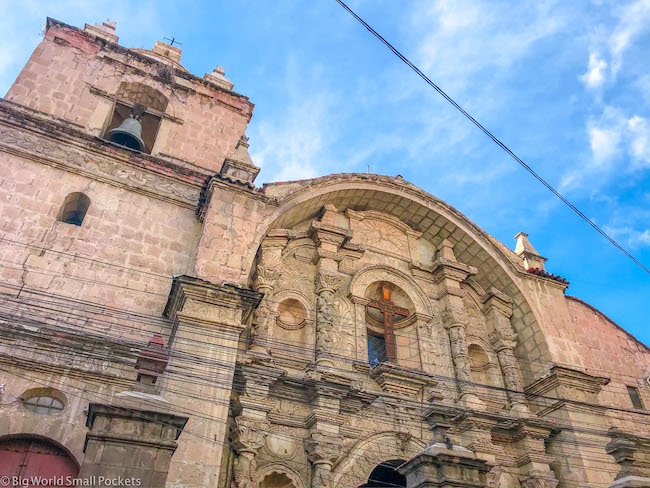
<box><xmin>358</xmin><ymin>459</ymin><xmax>407</xmax><ymax>487</ymax></box>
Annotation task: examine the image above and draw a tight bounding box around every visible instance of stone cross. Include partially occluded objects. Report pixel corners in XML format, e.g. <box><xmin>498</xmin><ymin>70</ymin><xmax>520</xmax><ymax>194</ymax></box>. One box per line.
<box><xmin>368</xmin><ymin>285</ymin><xmax>409</xmax><ymax>363</ymax></box>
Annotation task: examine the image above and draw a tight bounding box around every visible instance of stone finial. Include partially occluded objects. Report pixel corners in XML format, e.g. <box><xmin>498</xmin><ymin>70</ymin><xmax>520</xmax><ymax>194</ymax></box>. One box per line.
<box><xmin>437</xmin><ymin>239</ymin><xmax>457</xmax><ymax>262</ymax></box>
<box><xmin>84</xmin><ymin>19</ymin><xmax>118</xmax><ymax>44</ymax></box>
<box><xmin>515</xmin><ymin>232</ymin><xmax>547</xmax><ymax>271</ymax></box>
<box><xmin>153</xmin><ymin>40</ymin><xmax>182</xmax><ymax>64</ymax></box>
<box><xmin>218</xmin><ymin>136</ymin><xmax>261</xmax><ymax>186</ymax></box>
<box><xmin>205</xmin><ymin>65</ymin><xmax>235</xmax><ymax>91</ymax></box>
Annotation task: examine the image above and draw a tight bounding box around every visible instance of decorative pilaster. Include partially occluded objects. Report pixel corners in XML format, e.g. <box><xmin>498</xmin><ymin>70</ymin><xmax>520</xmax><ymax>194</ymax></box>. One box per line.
<box><xmin>310</xmin><ymin>205</ymin><xmax>351</xmax><ymax>368</ymax></box>
<box><xmin>231</xmin><ymin>416</ymin><xmax>271</xmax><ymax>488</ymax></box>
<box><xmin>483</xmin><ymin>288</ymin><xmax>530</xmax><ymax>414</ymax></box>
<box><xmin>432</xmin><ymin>239</ymin><xmax>483</xmax><ymax>409</ymax></box>
<box><xmin>163</xmin><ymin>276</ymin><xmax>263</xmax><ymax>487</ymax></box>
<box><xmin>250</xmin><ymin>231</ymin><xmax>288</xmax><ymax>353</ymax></box>
<box><xmin>314</xmin><ymin>270</ymin><xmax>342</xmax><ymax>366</ymax></box>
<box><xmin>306</xmin><ymin>432</ymin><xmax>343</xmax><ymax>488</ymax></box>
<box><xmin>606</xmin><ymin>427</ymin><xmax>650</xmax><ymax>488</ymax></box>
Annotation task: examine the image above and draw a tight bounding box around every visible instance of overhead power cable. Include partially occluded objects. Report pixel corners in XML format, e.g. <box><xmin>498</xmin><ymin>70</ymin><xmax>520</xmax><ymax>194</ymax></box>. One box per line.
<box><xmin>333</xmin><ymin>0</ymin><xmax>650</xmax><ymax>275</ymax></box>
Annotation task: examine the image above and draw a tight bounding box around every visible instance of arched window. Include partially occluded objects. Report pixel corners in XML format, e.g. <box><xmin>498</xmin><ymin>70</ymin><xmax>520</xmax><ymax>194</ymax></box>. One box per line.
<box><xmin>0</xmin><ymin>436</ymin><xmax>79</xmax><ymax>483</ymax></box>
<box><xmin>365</xmin><ymin>284</ymin><xmax>411</xmax><ymax>365</ymax></box>
<box><xmin>57</xmin><ymin>192</ymin><xmax>91</xmax><ymax>226</ymax></box>
<box><xmin>358</xmin><ymin>460</ymin><xmax>407</xmax><ymax>488</ymax></box>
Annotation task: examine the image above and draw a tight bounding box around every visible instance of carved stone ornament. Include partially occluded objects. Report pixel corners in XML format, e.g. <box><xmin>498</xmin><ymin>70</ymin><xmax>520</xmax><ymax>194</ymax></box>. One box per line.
<box><xmin>306</xmin><ymin>432</ymin><xmax>344</xmax><ymax>466</ymax></box>
<box><xmin>487</xmin><ymin>465</ymin><xmax>502</xmax><ymax>488</ymax></box>
<box><xmin>0</xmin><ymin>126</ymin><xmax>200</xmax><ymax>207</ymax></box>
<box><xmin>519</xmin><ymin>471</ymin><xmax>559</xmax><ymax>488</ymax></box>
<box><xmin>231</xmin><ymin>416</ymin><xmax>271</xmax><ymax>454</ymax></box>
<box><xmin>440</xmin><ymin>302</ymin><xmax>470</xmax><ymax>329</ymax></box>
<box><xmin>306</xmin><ymin>432</ymin><xmax>344</xmax><ymax>488</ymax></box>
<box><xmin>315</xmin><ymin>272</ymin><xmax>342</xmax><ymax>295</ymax></box>
<box><xmin>181</xmin><ymin>299</ymin><xmax>241</xmax><ymax>325</ymax></box>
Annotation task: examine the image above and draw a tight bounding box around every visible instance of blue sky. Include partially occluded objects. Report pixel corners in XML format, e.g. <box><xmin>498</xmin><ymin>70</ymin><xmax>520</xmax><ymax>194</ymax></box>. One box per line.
<box><xmin>1</xmin><ymin>0</ymin><xmax>649</xmax><ymax>345</ymax></box>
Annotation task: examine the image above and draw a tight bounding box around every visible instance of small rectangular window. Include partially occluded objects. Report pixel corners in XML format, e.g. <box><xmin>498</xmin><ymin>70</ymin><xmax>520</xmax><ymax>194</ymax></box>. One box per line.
<box><xmin>368</xmin><ymin>333</ymin><xmax>387</xmax><ymax>366</ymax></box>
<box><xmin>627</xmin><ymin>386</ymin><xmax>644</xmax><ymax>410</ymax></box>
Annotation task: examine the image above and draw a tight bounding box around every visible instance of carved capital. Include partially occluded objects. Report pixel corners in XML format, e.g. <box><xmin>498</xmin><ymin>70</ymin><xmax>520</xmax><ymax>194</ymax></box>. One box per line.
<box><xmin>440</xmin><ymin>303</ymin><xmax>470</xmax><ymax>329</ymax></box>
<box><xmin>306</xmin><ymin>432</ymin><xmax>343</xmax><ymax>466</ymax></box>
<box><xmin>231</xmin><ymin>416</ymin><xmax>271</xmax><ymax>454</ymax></box>
<box><xmin>315</xmin><ymin>272</ymin><xmax>342</xmax><ymax>295</ymax></box>
<box><xmin>518</xmin><ymin>471</ymin><xmax>559</xmax><ymax>488</ymax></box>
<box><xmin>489</xmin><ymin>329</ymin><xmax>518</xmax><ymax>352</ymax></box>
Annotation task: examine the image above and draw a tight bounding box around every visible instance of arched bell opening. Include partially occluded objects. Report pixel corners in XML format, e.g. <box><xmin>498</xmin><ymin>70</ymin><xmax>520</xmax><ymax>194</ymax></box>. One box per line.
<box><xmin>358</xmin><ymin>460</ymin><xmax>407</xmax><ymax>488</ymax></box>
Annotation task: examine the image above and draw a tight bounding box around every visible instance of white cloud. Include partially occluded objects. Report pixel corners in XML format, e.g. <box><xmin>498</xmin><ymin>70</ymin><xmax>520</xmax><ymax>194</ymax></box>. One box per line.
<box><xmin>604</xmin><ymin>226</ymin><xmax>650</xmax><ymax>249</ymax></box>
<box><xmin>589</xmin><ymin>125</ymin><xmax>621</xmax><ymax>165</ymax></box>
<box><xmin>560</xmin><ymin>108</ymin><xmax>650</xmax><ymax>192</ymax></box>
<box><xmin>609</xmin><ymin>0</ymin><xmax>650</xmax><ymax>76</ymax></box>
<box><xmin>627</xmin><ymin>116</ymin><xmax>650</xmax><ymax>168</ymax></box>
<box><xmin>579</xmin><ymin>0</ymin><xmax>650</xmax><ymax>89</ymax></box>
<box><xmin>249</xmin><ymin>60</ymin><xmax>340</xmax><ymax>183</ymax></box>
<box><xmin>414</xmin><ymin>0</ymin><xmax>565</xmax><ymax>96</ymax></box>
<box><xmin>580</xmin><ymin>52</ymin><xmax>608</xmax><ymax>89</ymax></box>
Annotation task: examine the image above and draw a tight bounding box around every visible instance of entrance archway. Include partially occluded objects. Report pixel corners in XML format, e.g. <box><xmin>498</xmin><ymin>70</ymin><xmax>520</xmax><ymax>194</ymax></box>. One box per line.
<box><xmin>358</xmin><ymin>460</ymin><xmax>407</xmax><ymax>488</ymax></box>
<box><xmin>0</xmin><ymin>436</ymin><xmax>79</xmax><ymax>486</ymax></box>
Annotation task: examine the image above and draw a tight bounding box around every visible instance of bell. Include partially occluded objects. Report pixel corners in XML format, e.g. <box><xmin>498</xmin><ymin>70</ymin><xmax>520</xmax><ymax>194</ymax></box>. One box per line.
<box><xmin>105</xmin><ymin>115</ymin><xmax>146</xmax><ymax>151</ymax></box>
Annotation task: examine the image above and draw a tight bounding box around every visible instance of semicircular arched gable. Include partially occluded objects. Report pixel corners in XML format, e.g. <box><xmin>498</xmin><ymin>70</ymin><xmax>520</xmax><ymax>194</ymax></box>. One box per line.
<box><xmin>246</xmin><ymin>175</ymin><xmax>551</xmax><ymax>381</ymax></box>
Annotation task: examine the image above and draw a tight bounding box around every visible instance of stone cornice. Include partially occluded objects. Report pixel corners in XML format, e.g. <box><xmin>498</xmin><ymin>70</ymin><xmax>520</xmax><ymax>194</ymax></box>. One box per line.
<box><xmin>0</xmin><ymin>100</ymin><xmax>205</xmax><ymax>209</ymax></box>
<box><xmin>524</xmin><ymin>365</ymin><xmax>610</xmax><ymax>398</ymax></box>
<box><xmin>164</xmin><ymin>275</ymin><xmax>263</xmax><ymax>331</ymax></box>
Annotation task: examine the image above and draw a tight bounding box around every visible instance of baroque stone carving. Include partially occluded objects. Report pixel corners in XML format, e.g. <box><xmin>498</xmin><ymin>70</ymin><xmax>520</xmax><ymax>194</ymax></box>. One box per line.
<box><xmin>277</xmin><ymin>256</ymin><xmax>315</xmax><ymax>292</ymax></box>
<box><xmin>355</xmin><ymin>218</ymin><xmax>409</xmax><ymax>256</ymax></box>
<box><xmin>314</xmin><ymin>272</ymin><xmax>342</xmax><ymax>363</ymax></box>
<box><xmin>306</xmin><ymin>432</ymin><xmax>344</xmax><ymax>488</ymax></box>
<box><xmin>519</xmin><ymin>471</ymin><xmax>559</xmax><ymax>488</ymax></box>
<box><xmin>0</xmin><ymin>127</ymin><xmax>200</xmax><ymax>206</ymax></box>
<box><xmin>487</xmin><ymin>465</ymin><xmax>502</xmax><ymax>488</ymax></box>
<box><xmin>231</xmin><ymin>416</ymin><xmax>272</xmax><ymax>488</ymax></box>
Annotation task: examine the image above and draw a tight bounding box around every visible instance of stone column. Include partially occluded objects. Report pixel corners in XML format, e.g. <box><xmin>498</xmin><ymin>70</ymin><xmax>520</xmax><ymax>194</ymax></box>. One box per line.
<box><xmin>314</xmin><ymin>269</ymin><xmax>342</xmax><ymax>367</ymax></box>
<box><xmin>483</xmin><ymin>288</ymin><xmax>530</xmax><ymax>414</ymax></box>
<box><xmin>250</xmin><ymin>231</ymin><xmax>288</xmax><ymax>353</ymax></box>
<box><xmin>526</xmin><ymin>366</ymin><xmax>610</xmax><ymax>486</ymax></box>
<box><xmin>431</xmin><ymin>239</ymin><xmax>483</xmax><ymax>409</ymax></box>
<box><xmin>231</xmin><ymin>415</ymin><xmax>271</xmax><ymax>488</ymax></box>
<box><xmin>306</xmin><ymin>432</ymin><xmax>343</xmax><ymax>488</ymax></box>
<box><xmin>79</xmin><ymin>403</ymin><xmax>188</xmax><ymax>488</ymax></box>
<box><xmin>309</xmin><ymin>205</ymin><xmax>352</xmax><ymax>368</ymax></box>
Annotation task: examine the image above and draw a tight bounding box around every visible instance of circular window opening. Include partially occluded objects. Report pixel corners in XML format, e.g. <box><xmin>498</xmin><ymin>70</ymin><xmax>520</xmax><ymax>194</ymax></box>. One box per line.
<box><xmin>21</xmin><ymin>388</ymin><xmax>66</xmax><ymax>415</ymax></box>
<box><xmin>468</xmin><ymin>344</ymin><xmax>490</xmax><ymax>370</ymax></box>
<box><xmin>277</xmin><ymin>299</ymin><xmax>307</xmax><ymax>329</ymax></box>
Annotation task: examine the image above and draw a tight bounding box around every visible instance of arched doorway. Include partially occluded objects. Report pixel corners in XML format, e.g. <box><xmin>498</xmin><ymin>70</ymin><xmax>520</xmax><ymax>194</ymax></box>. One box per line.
<box><xmin>358</xmin><ymin>460</ymin><xmax>407</xmax><ymax>488</ymax></box>
<box><xmin>0</xmin><ymin>436</ymin><xmax>79</xmax><ymax>486</ymax></box>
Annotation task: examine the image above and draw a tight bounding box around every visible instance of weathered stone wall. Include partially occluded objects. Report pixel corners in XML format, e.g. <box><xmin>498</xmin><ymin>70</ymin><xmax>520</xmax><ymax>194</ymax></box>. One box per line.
<box><xmin>0</xmin><ymin>150</ymin><xmax>201</xmax><ymax>317</ymax></box>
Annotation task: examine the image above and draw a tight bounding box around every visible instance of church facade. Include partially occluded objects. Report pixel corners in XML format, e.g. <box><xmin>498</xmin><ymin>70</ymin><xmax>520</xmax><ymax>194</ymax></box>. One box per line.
<box><xmin>0</xmin><ymin>18</ymin><xmax>649</xmax><ymax>488</ymax></box>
